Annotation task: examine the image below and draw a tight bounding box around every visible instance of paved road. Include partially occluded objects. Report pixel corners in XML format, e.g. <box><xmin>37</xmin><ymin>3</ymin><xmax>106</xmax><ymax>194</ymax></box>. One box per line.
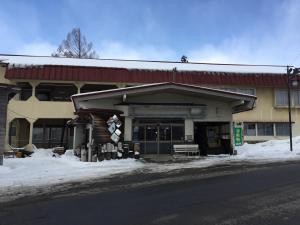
<box><xmin>1</xmin><ymin>162</ymin><xmax>300</xmax><ymax>225</ymax></box>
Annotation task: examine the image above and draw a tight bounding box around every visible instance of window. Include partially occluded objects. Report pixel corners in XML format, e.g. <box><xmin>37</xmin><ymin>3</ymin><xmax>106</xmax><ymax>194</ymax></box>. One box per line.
<box><xmin>244</xmin><ymin>122</ymin><xmax>290</xmax><ymax>136</ymax></box>
<box><xmin>17</xmin><ymin>82</ymin><xmax>32</xmax><ymax>101</ymax></box>
<box><xmin>159</xmin><ymin>125</ymin><xmax>171</xmax><ymax>141</ymax></box>
<box><xmin>132</xmin><ymin>126</ymin><xmax>145</xmax><ymax>141</ymax></box>
<box><xmin>275</xmin><ymin>123</ymin><xmax>289</xmax><ymax>136</ymax></box>
<box><xmin>33</xmin><ymin>127</ymin><xmax>44</xmax><ymax>143</ymax></box>
<box><xmin>257</xmin><ymin>123</ymin><xmax>274</xmax><ymax>136</ymax></box>
<box><xmin>275</xmin><ymin>89</ymin><xmax>288</xmax><ymax>106</ymax></box>
<box><xmin>35</xmin><ymin>83</ymin><xmax>77</xmax><ymax>101</ymax></box>
<box><xmin>172</xmin><ymin>125</ymin><xmax>184</xmax><ymax>141</ymax></box>
<box><xmin>294</xmin><ymin>90</ymin><xmax>300</xmax><ymax>106</ymax></box>
<box><xmin>244</xmin><ymin>123</ymin><xmax>256</xmax><ymax>136</ymax></box>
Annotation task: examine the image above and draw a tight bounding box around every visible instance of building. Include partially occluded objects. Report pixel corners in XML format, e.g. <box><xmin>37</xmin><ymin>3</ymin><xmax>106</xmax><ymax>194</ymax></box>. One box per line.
<box><xmin>71</xmin><ymin>82</ymin><xmax>255</xmax><ymax>156</ymax></box>
<box><xmin>0</xmin><ymin>54</ymin><xmax>297</xmax><ymax>157</ymax></box>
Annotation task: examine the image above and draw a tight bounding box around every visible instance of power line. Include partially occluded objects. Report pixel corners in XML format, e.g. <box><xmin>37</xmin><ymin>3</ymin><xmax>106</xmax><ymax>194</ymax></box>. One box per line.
<box><xmin>0</xmin><ymin>53</ymin><xmax>290</xmax><ymax>68</ymax></box>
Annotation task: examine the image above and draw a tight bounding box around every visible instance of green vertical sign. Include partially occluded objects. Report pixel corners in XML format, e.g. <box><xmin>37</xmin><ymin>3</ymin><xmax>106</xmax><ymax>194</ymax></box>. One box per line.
<box><xmin>234</xmin><ymin>127</ymin><xmax>243</xmax><ymax>146</ymax></box>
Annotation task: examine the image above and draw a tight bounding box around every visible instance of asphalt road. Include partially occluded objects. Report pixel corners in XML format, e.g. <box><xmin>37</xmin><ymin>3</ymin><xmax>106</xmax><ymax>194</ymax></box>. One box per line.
<box><xmin>1</xmin><ymin>162</ymin><xmax>300</xmax><ymax>225</ymax></box>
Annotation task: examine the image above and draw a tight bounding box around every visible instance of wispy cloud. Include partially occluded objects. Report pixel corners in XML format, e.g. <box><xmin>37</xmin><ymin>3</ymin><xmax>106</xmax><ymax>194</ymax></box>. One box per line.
<box><xmin>188</xmin><ymin>0</ymin><xmax>300</xmax><ymax>65</ymax></box>
<box><xmin>16</xmin><ymin>42</ymin><xmax>57</xmax><ymax>56</ymax></box>
<box><xmin>98</xmin><ymin>41</ymin><xmax>176</xmax><ymax>60</ymax></box>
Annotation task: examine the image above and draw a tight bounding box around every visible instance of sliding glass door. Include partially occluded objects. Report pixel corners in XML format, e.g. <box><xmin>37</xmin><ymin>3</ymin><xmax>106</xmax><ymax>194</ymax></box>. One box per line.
<box><xmin>132</xmin><ymin>119</ymin><xmax>184</xmax><ymax>154</ymax></box>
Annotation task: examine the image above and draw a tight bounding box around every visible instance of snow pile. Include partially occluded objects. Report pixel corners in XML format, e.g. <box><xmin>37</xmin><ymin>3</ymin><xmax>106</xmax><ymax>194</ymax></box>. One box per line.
<box><xmin>0</xmin><ymin>149</ymin><xmax>144</xmax><ymax>201</ymax></box>
<box><xmin>235</xmin><ymin>137</ymin><xmax>300</xmax><ymax>161</ymax></box>
<box><xmin>30</xmin><ymin>148</ymin><xmax>56</xmax><ymax>158</ymax></box>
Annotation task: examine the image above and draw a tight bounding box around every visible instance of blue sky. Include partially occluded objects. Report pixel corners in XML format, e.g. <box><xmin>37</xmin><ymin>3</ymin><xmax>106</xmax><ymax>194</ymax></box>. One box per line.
<box><xmin>1</xmin><ymin>0</ymin><xmax>300</xmax><ymax>65</ymax></box>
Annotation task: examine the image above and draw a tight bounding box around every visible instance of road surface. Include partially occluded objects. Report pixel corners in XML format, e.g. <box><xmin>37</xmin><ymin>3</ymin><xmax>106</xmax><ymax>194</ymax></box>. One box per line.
<box><xmin>1</xmin><ymin>162</ymin><xmax>300</xmax><ymax>225</ymax></box>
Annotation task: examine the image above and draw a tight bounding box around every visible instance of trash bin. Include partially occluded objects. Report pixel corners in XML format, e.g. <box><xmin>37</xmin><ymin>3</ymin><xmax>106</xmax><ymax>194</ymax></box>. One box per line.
<box><xmin>105</xmin><ymin>151</ymin><xmax>112</xmax><ymax>160</ymax></box>
<box><xmin>92</xmin><ymin>154</ymin><xmax>98</xmax><ymax>162</ymax></box>
<box><xmin>123</xmin><ymin>143</ymin><xmax>129</xmax><ymax>158</ymax></box>
<box><xmin>111</xmin><ymin>148</ymin><xmax>117</xmax><ymax>159</ymax></box>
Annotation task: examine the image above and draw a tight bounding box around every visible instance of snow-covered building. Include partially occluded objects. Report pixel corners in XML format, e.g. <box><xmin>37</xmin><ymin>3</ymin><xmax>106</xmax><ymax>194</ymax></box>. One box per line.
<box><xmin>0</xmin><ymin>54</ymin><xmax>297</xmax><ymax>158</ymax></box>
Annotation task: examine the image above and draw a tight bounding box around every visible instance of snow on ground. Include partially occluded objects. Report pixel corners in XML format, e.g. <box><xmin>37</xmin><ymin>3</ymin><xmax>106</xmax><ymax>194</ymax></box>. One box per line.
<box><xmin>235</xmin><ymin>136</ymin><xmax>300</xmax><ymax>161</ymax></box>
<box><xmin>0</xmin><ymin>149</ymin><xmax>144</xmax><ymax>201</ymax></box>
<box><xmin>1</xmin><ymin>137</ymin><xmax>300</xmax><ymax>201</ymax></box>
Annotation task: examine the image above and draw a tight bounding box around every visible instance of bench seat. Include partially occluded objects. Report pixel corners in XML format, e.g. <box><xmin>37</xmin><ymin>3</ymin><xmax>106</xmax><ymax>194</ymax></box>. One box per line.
<box><xmin>173</xmin><ymin>144</ymin><xmax>199</xmax><ymax>156</ymax></box>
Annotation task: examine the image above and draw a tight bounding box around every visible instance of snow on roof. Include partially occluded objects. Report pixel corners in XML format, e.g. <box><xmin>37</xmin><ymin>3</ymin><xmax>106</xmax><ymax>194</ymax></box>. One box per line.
<box><xmin>0</xmin><ymin>54</ymin><xmax>287</xmax><ymax>74</ymax></box>
<box><xmin>72</xmin><ymin>82</ymin><xmax>257</xmax><ymax>99</ymax></box>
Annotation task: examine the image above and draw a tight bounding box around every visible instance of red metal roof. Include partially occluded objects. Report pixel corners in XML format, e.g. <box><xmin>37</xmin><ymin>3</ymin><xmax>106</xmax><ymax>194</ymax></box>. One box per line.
<box><xmin>5</xmin><ymin>65</ymin><xmax>290</xmax><ymax>87</ymax></box>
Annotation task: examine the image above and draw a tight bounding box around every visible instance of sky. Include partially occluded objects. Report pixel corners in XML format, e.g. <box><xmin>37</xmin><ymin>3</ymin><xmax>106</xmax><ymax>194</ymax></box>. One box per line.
<box><xmin>1</xmin><ymin>0</ymin><xmax>300</xmax><ymax>66</ymax></box>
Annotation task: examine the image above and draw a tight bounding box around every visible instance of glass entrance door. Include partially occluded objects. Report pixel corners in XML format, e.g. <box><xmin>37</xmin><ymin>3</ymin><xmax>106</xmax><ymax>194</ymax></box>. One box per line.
<box><xmin>132</xmin><ymin>119</ymin><xmax>185</xmax><ymax>154</ymax></box>
<box><xmin>159</xmin><ymin>125</ymin><xmax>171</xmax><ymax>154</ymax></box>
<box><xmin>145</xmin><ymin>125</ymin><xmax>158</xmax><ymax>154</ymax></box>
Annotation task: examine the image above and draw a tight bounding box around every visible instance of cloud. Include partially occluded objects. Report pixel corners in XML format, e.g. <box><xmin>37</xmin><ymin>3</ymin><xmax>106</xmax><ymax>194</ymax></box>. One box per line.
<box><xmin>16</xmin><ymin>42</ymin><xmax>57</xmax><ymax>56</ymax></box>
<box><xmin>188</xmin><ymin>0</ymin><xmax>300</xmax><ymax>66</ymax></box>
<box><xmin>98</xmin><ymin>41</ymin><xmax>176</xmax><ymax>60</ymax></box>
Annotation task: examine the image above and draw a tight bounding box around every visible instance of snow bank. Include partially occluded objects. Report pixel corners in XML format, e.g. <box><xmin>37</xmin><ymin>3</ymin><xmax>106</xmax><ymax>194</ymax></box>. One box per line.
<box><xmin>1</xmin><ymin>138</ymin><xmax>300</xmax><ymax>201</ymax></box>
<box><xmin>0</xmin><ymin>149</ymin><xmax>144</xmax><ymax>201</ymax></box>
<box><xmin>235</xmin><ymin>137</ymin><xmax>300</xmax><ymax>161</ymax></box>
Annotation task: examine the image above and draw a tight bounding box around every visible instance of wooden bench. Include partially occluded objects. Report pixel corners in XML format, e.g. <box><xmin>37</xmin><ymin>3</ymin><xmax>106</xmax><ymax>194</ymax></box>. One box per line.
<box><xmin>173</xmin><ymin>144</ymin><xmax>199</xmax><ymax>157</ymax></box>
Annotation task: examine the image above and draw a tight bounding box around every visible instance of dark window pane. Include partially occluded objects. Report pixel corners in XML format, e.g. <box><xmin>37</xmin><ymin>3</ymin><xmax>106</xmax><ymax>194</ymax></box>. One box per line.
<box><xmin>159</xmin><ymin>125</ymin><xmax>171</xmax><ymax>141</ymax></box>
<box><xmin>51</xmin><ymin>128</ymin><xmax>61</xmax><ymax>142</ymax></box>
<box><xmin>257</xmin><ymin>123</ymin><xmax>274</xmax><ymax>136</ymax></box>
<box><xmin>33</xmin><ymin>128</ymin><xmax>44</xmax><ymax>142</ymax></box>
<box><xmin>133</xmin><ymin>126</ymin><xmax>145</xmax><ymax>141</ymax></box>
<box><xmin>146</xmin><ymin>125</ymin><xmax>157</xmax><ymax>141</ymax></box>
<box><xmin>244</xmin><ymin>123</ymin><xmax>256</xmax><ymax>136</ymax></box>
<box><xmin>275</xmin><ymin>123</ymin><xmax>289</xmax><ymax>136</ymax></box>
<box><xmin>275</xmin><ymin>89</ymin><xmax>288</xmax><ymax>106</ymax></box>
<box><xmin>294</xmin><ymin>90</ymin><xmax>300</xmax><ymax>106</ymax></box>
<box><xmin>172</xmin><ymin>126</ymin><xmax>184</xmax><ymax>141</ymax></box>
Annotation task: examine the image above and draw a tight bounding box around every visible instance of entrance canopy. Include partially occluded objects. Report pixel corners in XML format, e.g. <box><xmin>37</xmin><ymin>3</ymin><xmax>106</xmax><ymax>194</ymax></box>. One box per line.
<box><xmin>71</xmin><ymin>82</ymin><xmax>256</xmax><ymax>114</ymax></box>
<box><xmin>71</xmin><ymin>82</ymin><xmax>256</xmax><ymax>155</ymax></box>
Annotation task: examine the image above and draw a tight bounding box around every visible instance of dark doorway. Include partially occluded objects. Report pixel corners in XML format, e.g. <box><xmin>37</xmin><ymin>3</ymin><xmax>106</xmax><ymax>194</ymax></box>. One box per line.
<box><xmin>194</xmin><ymin>122</ymin><xmax>232</xmax><ymax>155</ymax></box>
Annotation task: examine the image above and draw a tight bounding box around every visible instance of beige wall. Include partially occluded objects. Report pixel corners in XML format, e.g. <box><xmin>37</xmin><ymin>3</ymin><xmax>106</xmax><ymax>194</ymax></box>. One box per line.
<box><xmin>0</xmin><ymin>66</ymin><xmax>14</xmax><ymax>85</ymax></box>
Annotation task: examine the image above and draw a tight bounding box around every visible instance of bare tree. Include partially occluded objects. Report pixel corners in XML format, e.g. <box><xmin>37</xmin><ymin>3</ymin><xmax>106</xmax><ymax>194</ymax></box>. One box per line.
<box><xmin>52</xmin><ymin>28</ymin><xmax>98</xmax><ymax>58</ymax></box>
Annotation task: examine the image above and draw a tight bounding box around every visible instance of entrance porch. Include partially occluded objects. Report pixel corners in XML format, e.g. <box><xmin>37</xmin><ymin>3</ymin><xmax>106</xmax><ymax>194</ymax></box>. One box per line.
<box><xmin>71</xmin><ymin>82</ymin><xmax>256</xmax><ymax>161</ymax></box>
